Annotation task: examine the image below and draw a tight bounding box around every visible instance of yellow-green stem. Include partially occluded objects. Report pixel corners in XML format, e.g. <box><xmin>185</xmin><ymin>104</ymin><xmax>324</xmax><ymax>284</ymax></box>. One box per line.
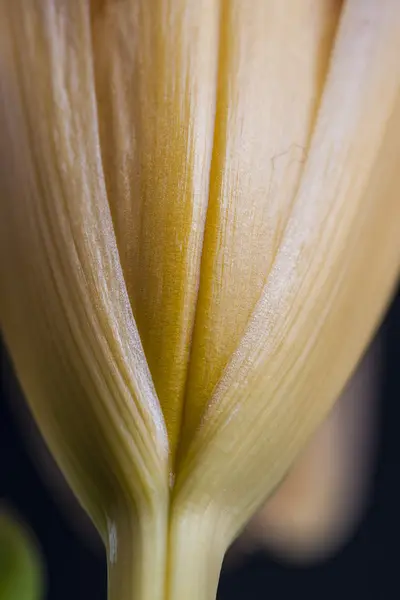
<box><xmin>166</xmin><ymin>506</ymin><xmax>228</xmax><ymax>600</ymax></box>
<box><xmin>107</xmin><ymin>502</ymin><xmax>228</xmax><ymax>600</ymax></box>
<box><xmin>107</xmin><ymin>503</ymin><xmax>168</xmax><ymax>600</ymax></box>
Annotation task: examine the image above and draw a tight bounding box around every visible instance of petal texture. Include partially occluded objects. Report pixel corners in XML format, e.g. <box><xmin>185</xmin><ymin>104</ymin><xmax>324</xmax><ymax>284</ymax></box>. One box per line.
<box><xmin>179</xmin><ymin>0</ymin><xmax>342</xmax><ymax>451</ymax></box>
<box><xmin>91</xmin><ymin>0</ymin><xmax>220</xmax><ymax>458</ymax></box>
<box><xmin>173</xmin><ymin>0</ymin><xmax>400</xmax><ymax>543</ymax></box>
<box><xmin>0</xmin><ymin>1</ymin><xmax>168</xmax><ymax>529</ymax></box>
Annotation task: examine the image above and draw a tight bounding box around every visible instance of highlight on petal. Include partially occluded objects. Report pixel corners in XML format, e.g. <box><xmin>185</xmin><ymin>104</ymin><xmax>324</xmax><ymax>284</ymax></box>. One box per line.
<box><xmin>179</xmin><ymin>0</ymin><xmax>342</xmax><ymax>453</ymax></box>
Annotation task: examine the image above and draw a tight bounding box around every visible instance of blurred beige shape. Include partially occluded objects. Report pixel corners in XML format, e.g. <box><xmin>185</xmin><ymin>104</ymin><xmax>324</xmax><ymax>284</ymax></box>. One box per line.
<box><xmin>236</xmin><ymin>337</ymin><xmax>380</xmax><ymax>564</ymax></box>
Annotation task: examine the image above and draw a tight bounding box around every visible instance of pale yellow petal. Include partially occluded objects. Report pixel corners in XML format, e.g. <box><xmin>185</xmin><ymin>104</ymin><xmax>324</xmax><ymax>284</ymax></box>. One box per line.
<box><xmin>0</xmin><ymin>0</ymin><xmax>168</xmax><ymax>544</ymax></box>
<box><xmin>179</xmin><ymin>0</ymin><xmax>342</xmax><ymax>452</ymax></box>
<box><xmin>171</xmin><ymin>0</ymin><xmax>400</xmax><ymax>565</ymax></box>
<box><xmin>91</xmin><ymin>0</ymin><xmax>220</xmax><ymax>459</ymax></box>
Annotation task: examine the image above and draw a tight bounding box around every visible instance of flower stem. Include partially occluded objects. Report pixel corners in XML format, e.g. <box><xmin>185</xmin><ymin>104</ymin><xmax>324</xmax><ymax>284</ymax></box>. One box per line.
<box><xmin>107</xmin><ymin>502</ymin><xmax>168</xmax><ymax>600</ymax></box>
<box><xmin>107</xmin><ymin>502</ymin><xmax>228</xmax><ymax>600</ymax></box>
<box><xmin>165</xmin><ymin>506</ymin><xmax>228</xmax><ymax>600</ymax></box>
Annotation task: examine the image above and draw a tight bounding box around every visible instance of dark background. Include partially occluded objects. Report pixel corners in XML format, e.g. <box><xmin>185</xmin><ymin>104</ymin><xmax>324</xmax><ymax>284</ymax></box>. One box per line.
<box><xmin>1</xmin><ymin>287</ymin><xmax>399</xmax><ymax>600</ymax></box>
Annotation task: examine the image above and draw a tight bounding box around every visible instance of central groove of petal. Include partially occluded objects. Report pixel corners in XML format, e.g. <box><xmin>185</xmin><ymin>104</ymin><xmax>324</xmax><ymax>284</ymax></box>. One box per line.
<box><xmin>89</xmin><ymin>0</ymin><xmax>342</xmax><ymax>469</ymax></box>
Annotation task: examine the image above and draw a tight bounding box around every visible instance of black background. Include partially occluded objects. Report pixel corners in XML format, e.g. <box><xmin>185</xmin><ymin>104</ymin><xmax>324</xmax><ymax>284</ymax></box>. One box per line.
<box><xmin>1</xmin><ymin>287</ymin><xmax>399</xmax><ymax>600</ymax></box>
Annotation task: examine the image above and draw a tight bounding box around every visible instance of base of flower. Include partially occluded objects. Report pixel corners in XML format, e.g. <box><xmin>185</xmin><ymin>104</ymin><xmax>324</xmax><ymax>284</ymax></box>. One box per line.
<box><xmin>107</xmin><ymin>502</ymin><xmax>228</xmax><ymax>600</ymax></box>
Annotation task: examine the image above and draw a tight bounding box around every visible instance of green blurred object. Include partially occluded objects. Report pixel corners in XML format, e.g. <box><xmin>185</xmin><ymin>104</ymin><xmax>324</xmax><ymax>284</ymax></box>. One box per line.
<box><xmin>0</xmin><ymin>509</ymin><xmax>44</xmax><ymax>600</ymax></box>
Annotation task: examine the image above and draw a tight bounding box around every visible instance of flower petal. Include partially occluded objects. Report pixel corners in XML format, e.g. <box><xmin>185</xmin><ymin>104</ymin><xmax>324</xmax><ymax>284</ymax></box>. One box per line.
<box><xmin>173</xmin><ymin>0</ymin><xmax>400</xmax><ymax>544</ymax></box>
<box><xmin>179</xmin><ymin>0</ymin><xmax>342</xmax><ymax>452</ymax></box>
<box><xmin>0</xmin><ymin>1</ymin><xmax>168</xmax><ymax>530</ymax></box>
<box><xmin>91</xmin><ymin>0</ymin><xmax>220</xmax><ymax>458</ymax></box>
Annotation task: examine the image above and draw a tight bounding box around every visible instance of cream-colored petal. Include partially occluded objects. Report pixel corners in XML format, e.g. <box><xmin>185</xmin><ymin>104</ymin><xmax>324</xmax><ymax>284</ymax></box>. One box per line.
<box><xmin>179</xmin><ymin>0</ymin><xmax>342</xmax><ymax>452</ymax></box>
<box><xmin>0</xmin><ymin>0</ymin><xmax>168</xmax><ymax>536</ymax></box>
<box><xmin>172</xmin><ymin>0</ymin><xmax>400</xmax><ymax>552</ymax></box>
<box><xmin>91</xmin><ymin>0</ymin><xmax>220</xmax><ymax>460</ymax></box>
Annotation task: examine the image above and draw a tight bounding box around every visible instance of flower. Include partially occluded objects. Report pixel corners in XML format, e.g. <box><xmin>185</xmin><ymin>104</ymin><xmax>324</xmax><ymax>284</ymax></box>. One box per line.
<box><xmin>0</xmin><ymin>1</ymin><xmax>399</xmax><ymax>599</ymax></box>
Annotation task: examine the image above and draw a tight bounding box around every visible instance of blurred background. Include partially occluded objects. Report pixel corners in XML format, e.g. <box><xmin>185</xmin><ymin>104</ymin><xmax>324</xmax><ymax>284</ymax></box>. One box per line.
<box><xmin>1</xmin><ymin>286</ymin><xmax>399</xmax><ymax>600</ymax></box>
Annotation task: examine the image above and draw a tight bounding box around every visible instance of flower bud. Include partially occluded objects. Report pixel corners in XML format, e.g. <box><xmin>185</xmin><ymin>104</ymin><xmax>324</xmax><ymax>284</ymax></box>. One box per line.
<box><xmin>0</xmin><ymin>1</ymin><xmax>399</xmax><ymax>599</ymax></box>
